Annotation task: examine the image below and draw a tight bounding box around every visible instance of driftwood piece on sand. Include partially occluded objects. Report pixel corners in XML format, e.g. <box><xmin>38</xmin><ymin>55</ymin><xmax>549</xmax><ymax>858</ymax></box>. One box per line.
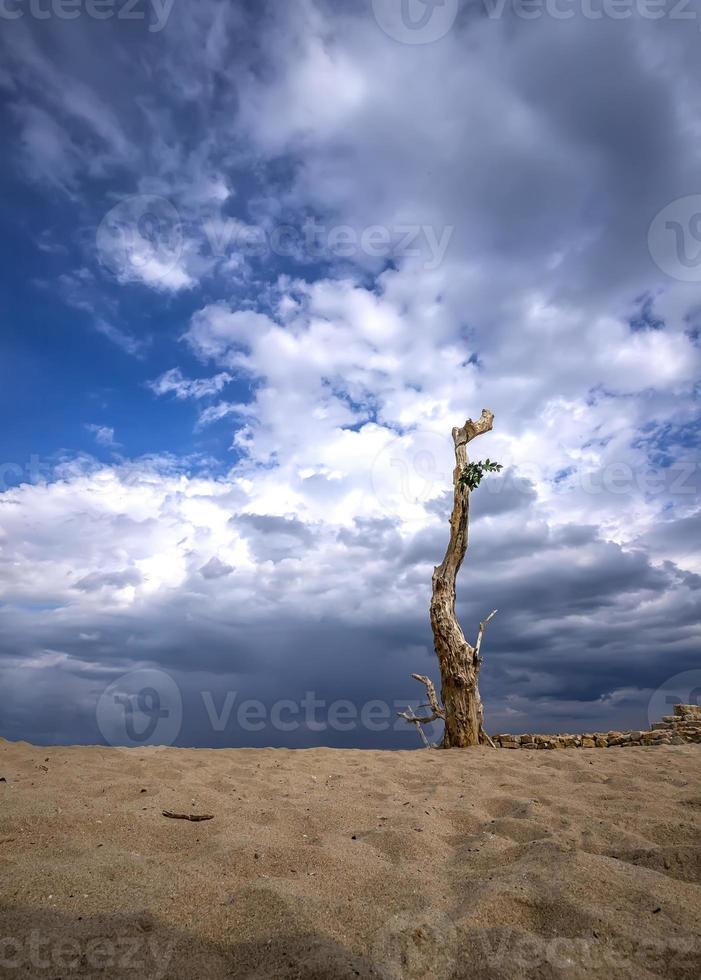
<box><xmin>162</xmin><ymin>810</ymin><xmax>214</xmax><ymax>822</ymax></box>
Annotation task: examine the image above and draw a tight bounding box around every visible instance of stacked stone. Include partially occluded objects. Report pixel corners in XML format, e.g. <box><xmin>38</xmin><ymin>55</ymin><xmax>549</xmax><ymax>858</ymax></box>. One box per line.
<box><xmin>492</xmin><ymin>705</ymin><xmax>701</xmax><ymax>749</ymax></box>
<box><xmin>653</xmin><ymin>704</ymin><xmax>701</xmax><ymax>743</ymax></box>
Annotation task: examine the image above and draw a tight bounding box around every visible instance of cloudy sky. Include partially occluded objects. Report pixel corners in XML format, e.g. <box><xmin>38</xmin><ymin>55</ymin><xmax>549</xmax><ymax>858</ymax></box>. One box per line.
<box><xmin>1</xmin><ymin>0</ymin><xmax>700</xmax><ymax>749</ymax></box>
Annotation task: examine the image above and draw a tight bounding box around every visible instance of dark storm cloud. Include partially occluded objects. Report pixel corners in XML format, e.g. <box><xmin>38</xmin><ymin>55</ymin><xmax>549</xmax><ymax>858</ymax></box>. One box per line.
<box><xmin>638</xmin><ymin>508</ymin><xmax>701</xmax><ymax>553</ymax></box>
<box><xmin>200</xmin><ymin>556</ymin><xmax>235</xmax><ymax>579</ymax></box>
<box><xmin>234</xmin><ymin>513</ymin><xmax>316</xmax><ymax>563</ymax></box>
<box><xmin>1</xmin><ymin>493</ymin><xmax>698</xmax><ymax>747</ymax></box>
<box><xmin>426</xmin><ymin>474</ymin><xmax>538</xmax><ymax>523</ymax></box>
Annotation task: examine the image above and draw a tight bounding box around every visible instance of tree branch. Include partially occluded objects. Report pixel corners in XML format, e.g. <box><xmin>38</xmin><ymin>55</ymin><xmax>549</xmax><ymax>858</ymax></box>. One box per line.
<box><xmin>474</xmin><ymin>609</ymin><xmax>498</xmax><ymax>664</ymax></box>
<box><xmin>453</xmin><ymin>409</ymin><xmax>495</xmax><ymax>448</ymax></box>
<box><xmin>397</xmin><ymin>709</ymin><xmax>440</xmax><ymax>726</ymax></box>
<box><xmin>397</xmin><ymin>706</ymin><xmax>434</xmax><ymax>749</ymax></box>
<box><xmin>397</xmin><ymin>674</ymin><xmax>444</xmax><ymax>747</ymax></box>
<box><xmin>410</xmin><ymin>673</ymin><xmax>445</xmax><ymax>719</ymax></box>
<box><xmin>481</xmin><ymin>730</ymin><xmax>497</xmax><ymax>749</ymax></box>
<box><xmin>472</xmin><ymin>609</ymin><xmax>499</xmax><ymax>748</ymax></box>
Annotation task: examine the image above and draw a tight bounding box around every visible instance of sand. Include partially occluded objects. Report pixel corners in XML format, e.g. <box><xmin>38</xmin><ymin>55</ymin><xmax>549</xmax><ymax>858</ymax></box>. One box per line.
<box><xmin>0</xmin><ymin>740</ymin><xmax>699</xmax><ymax>979</ymax></box>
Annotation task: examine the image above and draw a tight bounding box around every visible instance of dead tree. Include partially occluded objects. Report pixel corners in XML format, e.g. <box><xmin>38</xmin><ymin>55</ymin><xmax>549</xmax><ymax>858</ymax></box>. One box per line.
<box><xmin>399</xmin><ymin>409</ymin><xmax>499</xmax><ymax>748</ymax></box>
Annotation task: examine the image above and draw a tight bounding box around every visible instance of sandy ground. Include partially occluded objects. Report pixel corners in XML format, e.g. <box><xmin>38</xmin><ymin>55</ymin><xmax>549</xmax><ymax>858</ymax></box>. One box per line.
<box><xmin>0</xmin><ymin>741</ymin><xmax>700</xmax><ymax>979</ymax></box>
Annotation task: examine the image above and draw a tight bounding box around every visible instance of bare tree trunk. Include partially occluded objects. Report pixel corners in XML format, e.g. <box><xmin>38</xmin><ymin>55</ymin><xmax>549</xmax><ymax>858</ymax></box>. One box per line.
<box><xmin>430</xmin><ymin>410</ymin><xmax>495</xmax><ymax>748</ymax></box>
<box><xmin>396</xmin><ymin>409</ymin><xmax>498</xmax><ymax>749</ymax></box>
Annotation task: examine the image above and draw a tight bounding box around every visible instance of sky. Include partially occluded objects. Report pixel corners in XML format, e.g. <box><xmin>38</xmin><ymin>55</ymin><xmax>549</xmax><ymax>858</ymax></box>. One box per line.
<box><xmin>0</xmin><ymin>0</ymin><xmax>700</xmax><ymax>749</ymax></box>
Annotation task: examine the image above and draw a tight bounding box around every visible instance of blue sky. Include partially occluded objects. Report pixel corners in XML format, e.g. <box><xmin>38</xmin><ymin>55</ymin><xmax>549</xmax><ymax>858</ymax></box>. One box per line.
<box><xmin>1</xmin><ymin>0</ymin><xmax>700</xmax><ymax>748</ymax></box>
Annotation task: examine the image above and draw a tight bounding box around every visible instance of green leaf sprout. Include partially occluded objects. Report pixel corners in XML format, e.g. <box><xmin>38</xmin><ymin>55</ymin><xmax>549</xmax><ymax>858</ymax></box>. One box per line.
<box><xmin>458</xmin><ymin>458</ymin><xmax>503</xmax><ymax>491</ymax></box>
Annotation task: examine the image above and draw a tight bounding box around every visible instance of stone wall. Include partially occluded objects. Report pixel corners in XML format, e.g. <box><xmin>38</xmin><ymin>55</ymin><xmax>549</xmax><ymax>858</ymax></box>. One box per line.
<box><xmin>493</xmin><ymin>704</ymin><xmax>701</xmax><ymax>749</ymax></box>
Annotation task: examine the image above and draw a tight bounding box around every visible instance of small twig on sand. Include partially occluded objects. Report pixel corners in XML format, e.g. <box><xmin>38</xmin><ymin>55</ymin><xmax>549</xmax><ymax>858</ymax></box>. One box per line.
<box><xmin>162</xmin><ymin>811</ymin><xmax>214</xmax><ymax>822</ymax></box>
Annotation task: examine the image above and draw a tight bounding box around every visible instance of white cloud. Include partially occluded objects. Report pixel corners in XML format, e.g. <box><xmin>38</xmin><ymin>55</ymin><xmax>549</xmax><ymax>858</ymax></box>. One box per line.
<box><xmin>196</xmin><ymin>401</ymin><xmax>249</xmax><ymax>429</ymax></box>
<box><xmin>148</xmin><ymin>367</ymin><xmax>233</xmax><ymax>401</ymax></box>
<box><xmin>85</xmin><ymin>424</ymin><xmax>118</xmax><ymax>448</ymax></box>
<box><xmin>94</xmin><ymin>320</ymin><xmax>148</xmax><ymax>358</ymax></box>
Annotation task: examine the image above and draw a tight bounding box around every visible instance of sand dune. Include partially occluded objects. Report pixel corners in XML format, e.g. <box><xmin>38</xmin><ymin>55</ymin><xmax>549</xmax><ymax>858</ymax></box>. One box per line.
<box><xmin>0</xmin><ymin>740</ymin><xmax>699</xmax><ymax>978</ymax></box>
